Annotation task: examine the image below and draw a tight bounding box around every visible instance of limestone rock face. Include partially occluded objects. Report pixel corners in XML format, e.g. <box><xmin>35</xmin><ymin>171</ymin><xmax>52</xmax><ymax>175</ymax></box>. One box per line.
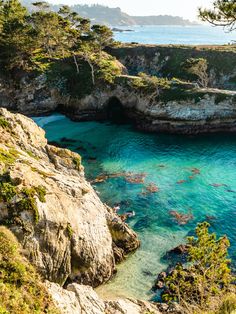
<box><xmin>0</xmin><ymin>108</ymin><xmax>139</xmax><ymax>286</ymax></box>
<box><xmin>0</xmin><ymin>74</ymin><xmax>58</xmax><ymax>115</ymax></box>
<box><xmin>46</xmin><ymin>281</ymin><xmax>163</xmax><ymax>314</ymax></box>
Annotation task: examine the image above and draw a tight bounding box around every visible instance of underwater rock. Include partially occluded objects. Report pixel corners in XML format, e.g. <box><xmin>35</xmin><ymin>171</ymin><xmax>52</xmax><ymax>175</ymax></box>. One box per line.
<box><xmin>169</xmin><ymin>210</ymin><xmax>193</xmax><ymax>225</ymax></box>
<box><xmin>60</xmin><ymin>137</ymin><xmax>77</xmax><ymax>143</ymax></box>
<box><xmin>176</xmin><ymin>180</ymin><xmax>187</xmax><ymax>184</ymax></box>
<box><xmin>125</xmin><ymin>172</ymin><xmax>147</xmax><ymax>184</ymax></box>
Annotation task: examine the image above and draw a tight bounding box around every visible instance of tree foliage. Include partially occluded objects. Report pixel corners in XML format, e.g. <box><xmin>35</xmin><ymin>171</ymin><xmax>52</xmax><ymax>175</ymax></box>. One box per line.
<box><xmin>183</xmin><ymin>58</ymin><xmax>209</xmax><ymax>88</ymax></box>
<box><xmin>0</xmin><ymin>0</ymin><xmax>115</xmax><ymax>83</ymax></box>
<box><xmin>199</xmin><ymin>0</ymin><xmax>236</xmax><ymax>32</ymax></box>
<box><xmin>162</xmin><ymin>222</ymin><xmax>233</xmax><ymax>311</ymax></box>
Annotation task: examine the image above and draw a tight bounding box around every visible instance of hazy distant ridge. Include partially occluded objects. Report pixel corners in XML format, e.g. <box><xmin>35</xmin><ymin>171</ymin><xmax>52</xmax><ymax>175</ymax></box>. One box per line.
<box><xmin>21</xmin><ymin>1</ymin><xmax>197</xmax><ymax>26</ymax></box>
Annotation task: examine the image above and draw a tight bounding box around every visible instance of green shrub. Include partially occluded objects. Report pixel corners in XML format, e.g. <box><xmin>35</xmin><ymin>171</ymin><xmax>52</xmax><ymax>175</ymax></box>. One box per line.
<box><xmin>93</xmin><ymin>53</ymin><xmax>122</xmax><ymax>84</ymax></box>
<box><xmin>0</xmin><ymin>173</ymin><xmax>47</xmax><ymax>224</ymax></box>
<box><xmin>162</xmin><ymin>222</ymin><xmax>233</xmax><ymax>310</ymax></box>
<box><xmin>0</xmin><ymin>182</ymin><xmax>17</xmax><ymax>202</ymax></box>
<box><xmin>130</xmin><ymin>72</ymin><xmax>170</xmax><ymax>95</ymax></box>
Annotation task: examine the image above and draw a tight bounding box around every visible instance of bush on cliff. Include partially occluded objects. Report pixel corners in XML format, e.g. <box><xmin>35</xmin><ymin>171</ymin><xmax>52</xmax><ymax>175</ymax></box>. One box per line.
<box><xmin>183</xmin><ymin>58</ymin><xmax>209</xmax><ymax>88</ymax></box>
<box><xmin>162</xmin><ymin>222</ymin><xmax>233</xmax><ymax>312</ymax></box>
<box><xmin>0</xmin><ymin>226</ymin><xmax>59</xmax><ymax>314</ymax></box>
<box><xmin>130</xmin><ymin>72</ymin><xmax>170</xmax><ymax>97</ymax></box>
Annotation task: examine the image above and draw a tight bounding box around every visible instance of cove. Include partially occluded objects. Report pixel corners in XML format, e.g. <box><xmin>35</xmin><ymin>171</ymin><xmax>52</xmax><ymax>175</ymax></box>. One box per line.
<box><xmin>35</xmin><ymin>114</ymin><xmax>236</xmax><ymax>301</ymax></box>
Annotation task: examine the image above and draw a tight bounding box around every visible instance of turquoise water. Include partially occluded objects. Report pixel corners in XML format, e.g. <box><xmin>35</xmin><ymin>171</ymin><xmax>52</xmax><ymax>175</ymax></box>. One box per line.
<box><xmin>35</xmin><ymin>115</ymin><xmax>236</xmax><ymax>300</ymax></box>
<box><xmin>114</xmin><ymin>25</ymin><xmax>236</xmax><ymax>45</ymax></box>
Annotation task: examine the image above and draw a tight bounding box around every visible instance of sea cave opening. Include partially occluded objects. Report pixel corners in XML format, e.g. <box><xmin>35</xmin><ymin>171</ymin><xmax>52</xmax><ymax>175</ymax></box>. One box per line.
<box><xmin>106</xmin><ymin>97</ymin><xmax>126</xmax><ymax>123</ymax></box>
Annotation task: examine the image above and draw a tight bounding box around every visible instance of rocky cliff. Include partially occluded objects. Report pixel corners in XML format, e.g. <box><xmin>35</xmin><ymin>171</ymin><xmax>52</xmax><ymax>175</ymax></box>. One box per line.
<box><xmin>1</xmin><ymin>45</ymin><xmax>236</xmax><ymax>134</ymax></box>
<box><xmin>107</xmin><ymin>44</ymin><xmax>236</xmax><ymax>90</ymax></box>
<box><xmin>0</xmin><ymin>108</ymin><xmax>139</xmax><ymax>287</ymax></box>
<box><xmin>0</xmin><ymin>108</ymin><xmax>185</xmax><ymax>314</ymax></box>
<box><xmin>1</xmin><ymin>72</ymin><xmax>236</xmax><ymax>134</ymax></box>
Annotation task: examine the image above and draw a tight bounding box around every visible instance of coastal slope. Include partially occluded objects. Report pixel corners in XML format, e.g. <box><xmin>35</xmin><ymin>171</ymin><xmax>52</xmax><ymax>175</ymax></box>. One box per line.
<box><xmin>0</xmin><ymin>108</ymin><xmax>139</xmax><ymax>287</ymax></box>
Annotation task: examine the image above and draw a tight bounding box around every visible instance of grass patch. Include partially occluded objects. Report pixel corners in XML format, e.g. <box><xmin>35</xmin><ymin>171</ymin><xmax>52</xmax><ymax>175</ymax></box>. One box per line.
<box><xmin>0</xmin><ymin>148</ymin><xmax>19</xmax><ymax>166</ymax></box>
<box><xmin>66</xmin><ymin>223</ymin><xmax>74</xmax><ymax>239</ymax></box>
<box><xmin>0</xmin><ymin>173</ymin><xmax>47</xmax><ymax>224</ymax></box>
<box><xmin>0</xmin><ymin>226</ymin><xmax>59</xmax><ymax>314</ymax></box>
<box><xmin>0</xmin><ymin>118</ymin><xmax>10</xmax><ymax>129</ymax></box>
<box><xmin>25</xmin><ymin>150</ymin><xmax>39</xmax><ymax>160</ymax></box>
<box><xmin>72</xmin><ymin>156</ymin><xmax>81</xmax><ymax>170</ymax></box>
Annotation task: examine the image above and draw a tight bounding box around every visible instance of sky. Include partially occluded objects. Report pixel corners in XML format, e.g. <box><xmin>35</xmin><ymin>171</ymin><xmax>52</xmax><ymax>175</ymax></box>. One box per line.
<box><xmin>48</xmin><ymin>0</ymin><xmax>214</xmax><ymax>21</ymax></box>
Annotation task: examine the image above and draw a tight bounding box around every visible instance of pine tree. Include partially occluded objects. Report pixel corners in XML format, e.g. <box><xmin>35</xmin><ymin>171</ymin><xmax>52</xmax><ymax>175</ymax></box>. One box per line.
<box><xmin>199</xmin><ymin>0</ymin><xmax>236</xmax><ymax>32</ymax></box>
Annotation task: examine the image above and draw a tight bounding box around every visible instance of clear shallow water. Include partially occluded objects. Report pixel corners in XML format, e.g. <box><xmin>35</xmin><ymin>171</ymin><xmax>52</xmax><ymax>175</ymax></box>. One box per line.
<box><xmin>35</xmin><ymin>115</ymin><xmax>236</xmax><ymax>300</ymax></box>
<box><xmin>114</xmin><ymin>25</ymin><xmax>236</xmax><ymax>45</ymax></box>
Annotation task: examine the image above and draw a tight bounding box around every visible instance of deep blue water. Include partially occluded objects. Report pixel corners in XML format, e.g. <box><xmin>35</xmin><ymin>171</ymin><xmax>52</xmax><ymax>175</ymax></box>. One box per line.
<box><xmin>34</xmin><ymin>115</ymin><xmax>236</xmax><ymax>300</ymax></box>
<box><xmin>113</xmin><ymin>25</ymin><xmax>236</xmax><ymax>45</ymax></box>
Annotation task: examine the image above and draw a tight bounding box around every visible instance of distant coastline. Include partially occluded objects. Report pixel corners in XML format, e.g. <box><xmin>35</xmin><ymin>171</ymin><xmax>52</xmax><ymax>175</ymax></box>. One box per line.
<box><xmin>21</xmin><ymin>0</ymin><xmax>198</xmax><ymax>26</ymax></box>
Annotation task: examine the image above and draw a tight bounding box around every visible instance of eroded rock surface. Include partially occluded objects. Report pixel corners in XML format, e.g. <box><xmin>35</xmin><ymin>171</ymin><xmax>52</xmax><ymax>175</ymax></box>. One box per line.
<box><xmin>0</xmin><ymin>108</ymin><xmax>139</xmax><ymax>286</ymax></box>
<box><xmin>46</xmin><ymin>281</ymin><xmax>164</xmax><ymax>314</ymax></box>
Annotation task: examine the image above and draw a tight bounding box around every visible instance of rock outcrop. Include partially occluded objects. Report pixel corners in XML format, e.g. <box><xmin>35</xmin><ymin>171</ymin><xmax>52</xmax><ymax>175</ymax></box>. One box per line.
<box><xmin>46</xmin><ymin>281</ymin><xmax>183</xmax><ymax>314</ymax></box>
<box><xmin>107</xmin><ymin>44</ymin><xmax>236</xmax><ymax>90</ymax></box>
<box><xmin>1</xmin><ymin>69</ymin><xmax>236</xmax><ymax>134</ymax></box>
<box><xmin>0</xmin><ymin>108</ymin><xmax>139</xmax><ymax>287</ymax></box>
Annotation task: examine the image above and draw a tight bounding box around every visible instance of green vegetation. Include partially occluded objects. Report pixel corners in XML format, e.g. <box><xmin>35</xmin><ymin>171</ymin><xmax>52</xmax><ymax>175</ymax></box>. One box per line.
<box><xmin>0</xmin><ymin>182</ymin><xmax>17</xmax><ymax>202</ymax></box>
<box><xmin>183</xmin><ymin>58</ymin><xmax>209</xmax><ymax>88</ymax></box>
<box><xmin>34</xmin><ymin>185</ymin><xmax>47</xmax><ymax>203</ymax></box>
<box><xmin>112</xmin><ymin>45</ymin><xmax>236</xmax><ymax>87</ymax></box>
<box><xmin>0</xmin><ymin>0</ymin><xmax>121</xmax><ymax>94</ymax></box>
<box><xmin>127</xmin><ymin>72</ymin><xmax>170</xmax><ymax>97</ymax></box>
<box><xmin>199</xmin><ymin>0</ymin><xmax>236</xmax><ymax>32</ymax></box>
<box><xmin>66</xmin><ymin>223</ymin><xmax>74</xmax><ymax>239</ymax></box>
<box><xmin>72</xmin><ymin>156</ymin><xmax>82</xmax><ymax>170</ymax></box>
<box><xmin>0</xmin><ymin>226</ymin><xmax>59</xmax><ymax>314</ymax></box>
<box><xmin>0</xmin><ymin>148</ymin><xmax>19</xmax><ymax>166</ymax></box>
<box><xmin>0</xmin><ymin>172</ymin><xmax>47</xmax><ymax>224</ymax></box>
<box><xmin>0</xmin><ymin>117</ymin><xmax>10</xmax><ymax>129</ymax></box>
<box><xmin>25</xmin><ymin>150</ymin><xmax>39</xmax><ymax>159</ymax></box>
<box><xmin>162</xmin><ymin>222</ymin><xmax>233</xmax><ymax>312</ymax></box>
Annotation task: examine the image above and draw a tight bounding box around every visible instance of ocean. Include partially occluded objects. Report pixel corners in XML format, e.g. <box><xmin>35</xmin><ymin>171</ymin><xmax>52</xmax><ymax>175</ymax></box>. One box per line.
<box><xmin>113</xmin><ymin>25</ymin><xmax>236</xmax><ymax>45</ymax></box>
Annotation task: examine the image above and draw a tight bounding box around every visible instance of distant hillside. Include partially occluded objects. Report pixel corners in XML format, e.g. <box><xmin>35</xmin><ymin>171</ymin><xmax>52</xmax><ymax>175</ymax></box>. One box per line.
<box><xmin>132</xmin><ymin>15</ymin><xmax>197</xmax><ymax>26</ymax></box>
<box><xmin>21</xmin><ymin>1</ymin><xmax>197</xmax><ymax>26</ymax></box>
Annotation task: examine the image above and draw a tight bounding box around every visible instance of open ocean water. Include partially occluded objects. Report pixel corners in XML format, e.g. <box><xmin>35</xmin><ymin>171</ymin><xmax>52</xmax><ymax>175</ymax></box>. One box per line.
<box><xmin>113</xmin><ymin>25</ymin><xmax>235</xmax><ymax>45</ymax></box>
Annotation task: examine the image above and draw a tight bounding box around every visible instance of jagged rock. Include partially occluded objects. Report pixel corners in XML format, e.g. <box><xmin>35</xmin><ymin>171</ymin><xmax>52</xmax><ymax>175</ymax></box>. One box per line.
<box><xmin>0</xmin><ymin>108</ymin><xmax>139</xmax><ymax>286</ymax></box>
<box><xmin>169</xmin><ymin>244</ymin><xmax>189</xmax><ymax>255</ymax></box>
<box><xmin>154</xmin><ymin>272</ymin><xmax>167</xmax><ymax>290</ymax></box>
<box><xmin>46</xmin><ymin>281</ymin><xmax>163</xmax><ymax>314</ymax></box>
<box><xmin>46</xmin><ymin>281</ymin><xmax>106</xmax><ymax>314</ymax></box>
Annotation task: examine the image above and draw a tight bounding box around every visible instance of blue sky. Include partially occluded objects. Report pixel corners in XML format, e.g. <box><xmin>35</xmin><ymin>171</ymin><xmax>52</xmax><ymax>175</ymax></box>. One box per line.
<box><xmin>48</xmin><ymin>0</ymin><xmax>214</xmax><ymax>21</ymax></box>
